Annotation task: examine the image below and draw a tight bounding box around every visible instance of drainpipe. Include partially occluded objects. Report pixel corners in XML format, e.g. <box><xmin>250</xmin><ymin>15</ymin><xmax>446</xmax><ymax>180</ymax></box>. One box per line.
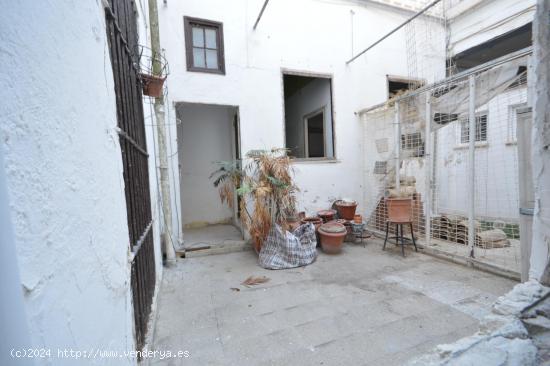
<box><xmin>148</xmin><ymin>0</ymin><xmax>176</xmax><ymax>265</ymax></box>
<box><xmin>394</xmin><ymin>101</ymin><xmax>401</xmax><ymax>192</ymax></box>
<box><xmin>467</xmin><ymin>75</ymin><xmax>476</xmax><ymax>258</ymax></box>
<box><xmin>0</xmin><ymin>145</ymin><xmax>34</xmax><ymax>366</ymax></box>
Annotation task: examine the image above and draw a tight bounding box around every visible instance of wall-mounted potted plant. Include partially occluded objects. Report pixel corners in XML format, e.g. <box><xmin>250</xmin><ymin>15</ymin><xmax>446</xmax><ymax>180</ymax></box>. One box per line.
<box><xmin>140</xmin><ymin>73</ymin><xmax>166</xmax><ymax>98</ymax></box>
<box><xmin>139</xmin><ymin>45</ymin><xmax>169</xmax><ymax>98</ymax></box>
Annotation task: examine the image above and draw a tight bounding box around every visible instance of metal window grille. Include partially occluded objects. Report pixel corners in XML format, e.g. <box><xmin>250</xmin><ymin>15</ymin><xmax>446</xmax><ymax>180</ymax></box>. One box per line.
<box><xmin>105</xmin><ymin>0</ymin><xmax>156</xmax><ymax>352</ymax></box>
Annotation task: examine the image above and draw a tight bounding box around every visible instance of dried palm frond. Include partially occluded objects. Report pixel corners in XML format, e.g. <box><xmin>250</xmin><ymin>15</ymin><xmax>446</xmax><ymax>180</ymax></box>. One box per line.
<box><xmin>241</xmin><ymin>275</ymin><xmax>270</xmax><ymax>287</ymax></box>
<box><xmin>210</xmin><ymin>148</ymin><xmax>299</xmax><ymax>248</ymax></box>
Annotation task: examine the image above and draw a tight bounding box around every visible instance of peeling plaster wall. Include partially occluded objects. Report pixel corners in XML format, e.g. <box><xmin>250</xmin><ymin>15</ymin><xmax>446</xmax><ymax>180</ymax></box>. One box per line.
<box><xmin>529</xmin><ymin>0</ymin><xmax>550</xmax><ymax>282</ymax></box>
<box><xmin>157</xmin><ymin>0</ymin><xmax>431</xmax><ymax>218</ymax></box>
<box><xmin>0</xmin><ymin>1</ymin><xmax>159</xmax><ymax>364</ymax></box>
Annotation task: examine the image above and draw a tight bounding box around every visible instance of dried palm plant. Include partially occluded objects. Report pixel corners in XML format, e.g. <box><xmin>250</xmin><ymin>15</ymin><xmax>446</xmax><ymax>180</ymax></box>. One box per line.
<box><xmin>210</xmin><ymin>148</ymin><xmax>298</xmax><ymax>248</ymax></box>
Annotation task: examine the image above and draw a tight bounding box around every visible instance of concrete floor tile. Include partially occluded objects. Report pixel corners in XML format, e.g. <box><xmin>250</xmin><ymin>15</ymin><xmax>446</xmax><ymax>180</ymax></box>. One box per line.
<box><xmin>150</xmin><ymin>239</ymin><xmax>516</xmax><ymax>365</ymax></box>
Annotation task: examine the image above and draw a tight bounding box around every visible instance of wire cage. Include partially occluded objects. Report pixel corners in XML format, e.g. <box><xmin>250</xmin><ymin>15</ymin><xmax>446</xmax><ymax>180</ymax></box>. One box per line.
<box><xmin>362</xmin><ymin>53</ymin><xmax>530</xmax><ymax>277</ymax></box>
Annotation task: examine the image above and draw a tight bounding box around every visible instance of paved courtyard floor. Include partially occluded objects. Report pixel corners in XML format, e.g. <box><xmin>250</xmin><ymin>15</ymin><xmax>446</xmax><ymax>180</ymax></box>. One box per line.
<box><xmin>151</xmin><ymin>240</ymin><xmax>516</xmax><ymax>366</ymax></box>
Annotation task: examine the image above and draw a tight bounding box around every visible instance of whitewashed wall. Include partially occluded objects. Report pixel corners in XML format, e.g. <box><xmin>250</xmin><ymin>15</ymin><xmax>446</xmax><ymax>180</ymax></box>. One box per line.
<box><xmin>157</xmin><ymin>0</ymin><xmax>421</xmax><ymax>218</ymax></box>
<box><xmin>0</xmin><ymin>1</ymin><xmax>162</xmax><ymax>365</ymax></box>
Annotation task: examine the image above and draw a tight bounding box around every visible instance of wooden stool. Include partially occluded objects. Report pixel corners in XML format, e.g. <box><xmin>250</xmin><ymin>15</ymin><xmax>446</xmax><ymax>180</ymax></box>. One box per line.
<box><xmin>383</xmin><ymin>197</ymin><xmax>417</xmax><ymax>257</ymax></box>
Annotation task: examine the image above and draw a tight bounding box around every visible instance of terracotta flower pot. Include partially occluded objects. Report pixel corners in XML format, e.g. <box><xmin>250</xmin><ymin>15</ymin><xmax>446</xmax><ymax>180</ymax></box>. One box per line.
<box><xmin>318</xmin><ymin>222</ymin><xmax>347</xmax><ymax>254</ymax></box>
<box><xmin>353</xmin><ymin>214</ymin><xmax>362</xmax><ymax>224</ymax></box>
<box><xmin>317</xmin><ymin>209</ymin><xmax>337</xmax><ymax>223</ymax></box>
<box><xmin>335</xmin><ymin>200</ymin><xmax>358</xmax><ymax>220</ymax></box>
<box><xmin>140</xmin><ymin>73</ymin><xmax>166</xmax><ymax>97</ymax></box>
<box><xmin>386</xmin><ymin>198</ymin><xmax>412</xmax><ymax>222</ymax></box>
<box><xmin>301</xmin><ymin>216</ymin><xmax>323</xmax><ymax>229</ymax></box>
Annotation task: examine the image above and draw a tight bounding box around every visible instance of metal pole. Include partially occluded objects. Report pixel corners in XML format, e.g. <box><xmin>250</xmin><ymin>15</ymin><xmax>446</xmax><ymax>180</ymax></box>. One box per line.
<box><xmin>149</xmin><ymin>0</ymin><xmax>176</xmax><ymax>265</ymax></box>
<box><xmin>394</xmin><ymin>101</ymin><xmax>401</xmax><ymax>192</ymax></box>
<box><xmin>424</xmin><ymin>93</ymin><xmax>432</xmax><ymax>246</ymax></box>
<box><xmin>468</xmin><ymin>75</ymin><xmax>476</xmax><ymax>258</ymax></box>
<box><xmin>253</xmin><ymin>0</ymin><xmax>270</xmax><ymax>30</ymax></box>
<box><xmin>346</xmin><ymin>0</ymin><xmax>442</xmax><ymax>65</ymax></box>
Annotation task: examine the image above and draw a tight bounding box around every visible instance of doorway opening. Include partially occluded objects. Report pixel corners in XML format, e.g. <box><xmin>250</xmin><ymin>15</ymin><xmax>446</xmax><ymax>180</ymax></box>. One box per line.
<box><xmin>175</xmin><ymin>102</ymin><xmax>245</xmax><ymax>252</ymax></box>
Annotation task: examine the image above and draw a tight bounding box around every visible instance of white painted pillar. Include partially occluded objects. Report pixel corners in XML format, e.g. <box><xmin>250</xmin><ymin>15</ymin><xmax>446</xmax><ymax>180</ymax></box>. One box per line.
<box><xmin>424</xmin><ymin>92</ymin><xmax>432</xmax><ymax>245</ymax></box>
<box><xmin>394</xmin><ymin>101</ymin><xmax>401</xmax><ymax>192</ymax></box>
<box><xmin>0</xmin><ymin>145</ymin><xmax>34</xmax><ymax>366</ymax></box>
<box><xmin>467</xmin><ymin>75</ymin><xmax>476</xmax><ymax>257</ymax></box>
<box><xmin>529</xmin><ymin>0</ymin><xmax>550</xmax><ymax>284</ymax></box>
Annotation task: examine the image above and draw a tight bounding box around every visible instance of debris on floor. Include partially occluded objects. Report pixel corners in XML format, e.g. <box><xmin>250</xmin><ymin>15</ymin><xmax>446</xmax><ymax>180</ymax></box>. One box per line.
<box><xmin>407</xmin><ymin>279</ymin><xmax>550</xmax><ymax>366</ymax></box>
<box><xmin>241</xmin><ymin>275</ymin><xmax>270</xmax><ymax>287</ymax></box>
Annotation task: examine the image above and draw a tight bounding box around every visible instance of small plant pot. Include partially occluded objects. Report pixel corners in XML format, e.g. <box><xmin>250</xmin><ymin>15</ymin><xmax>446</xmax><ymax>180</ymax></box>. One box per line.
<box><xmin>317</xmin><ymin>209</ymin><xmax>337</xmax><ymax>223</ymax></box>
<box><xmin>140</xmin><ymin>73</ymin><xmax>166</xmax><ymax>97</ymax></box>
<box><xmin>353</xmin><ymin>214</ymin><xmax>362</xmax><ymax>224</ymax></box>
<box><xmin>318</xmin><ymin>222</ymin><xmax>347</xmax><ymax>254</ymax></box>
<box><xmin>335</xmin><ymin>200</ymin><xmax>358</xmax><ymax>220</ymax></box>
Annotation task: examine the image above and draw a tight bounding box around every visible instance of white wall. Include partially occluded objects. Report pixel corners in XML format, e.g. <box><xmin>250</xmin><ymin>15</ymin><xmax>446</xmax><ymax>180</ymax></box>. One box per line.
<box><xmin>158</xmin><ymin>0</ymin><xmax>419</xmax><ymax>217</ymax></box>
<box><xmin>177</xmin><ymin>103</ymin><xmax>235</xmax><ymax>227</ymax></box>
<box><xmin>447</xmin><ymin>0</ymin><xmax>536</xmax><ymax>55</ymax></box>
<box><xmin>0</xmin><ymin>2</ymin><xmax>161</xmax><ymax>364</ymax></box>
<box><xmin>285</xmin><ymin>78</ymin><xmax>334</xmax><ymax>158</ymax></box>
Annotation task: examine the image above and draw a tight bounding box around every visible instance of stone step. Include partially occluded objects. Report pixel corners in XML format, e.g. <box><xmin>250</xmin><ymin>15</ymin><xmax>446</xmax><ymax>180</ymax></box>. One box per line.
<box><xmin>177</xmin><ymin>239</ymin><xmax>252</xmax><ymax>258</ymax></box>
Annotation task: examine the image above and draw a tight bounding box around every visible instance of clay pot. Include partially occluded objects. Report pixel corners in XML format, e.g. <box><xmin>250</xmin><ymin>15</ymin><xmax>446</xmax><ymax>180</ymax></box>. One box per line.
<box><xmin>140</xmin><ymin>73</ymin><xmax>166</xmax><ymax>97</ymax></box>
<box><xmin>301</xmin><ymin>216</ymin><xmax>323</xmax><ymax>230</ymax></box>
<box><xmin>386</xmin><ymin>198</ymin><xmax>412</xmax><ymax>222</ymax></box>
<box><xmin>317</xmin><ymin>209</ymin><xmax>337</xmax><ymax>223</ymax></box>
<box><xmin>318</xmin><ymin>222</ymin><xmax>347</xmax><ymax>254</ymax></box>
<box><xmin>335</xmin><ymin>200</ymin><xmax>358</xmax><ymax>220</ymax></box>
<box><xmin>353</xmin><ymin>214</ymin><xmax>362</xmax><ymax>224</ymax></box>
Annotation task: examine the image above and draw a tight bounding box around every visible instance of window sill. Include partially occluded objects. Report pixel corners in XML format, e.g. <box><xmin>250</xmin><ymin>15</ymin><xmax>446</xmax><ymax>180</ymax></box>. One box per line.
<box><xmin>290</xmin><ymin>157</ymin><xmax>340</xmax><ymax>164</ymax></box>
<box><xmin>454</xmin><ymin>142</ymin><xmax>489</xmax><ymax>150</ymax></box>
<box><xmin>187</xmin><ymin>67</ymin><xmax>225</xmax><ymax>75</ymax></box>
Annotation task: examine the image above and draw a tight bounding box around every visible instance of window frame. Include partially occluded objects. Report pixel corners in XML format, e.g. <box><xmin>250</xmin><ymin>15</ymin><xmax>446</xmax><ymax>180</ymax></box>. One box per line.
<box><xmin>459</xmin><ymin>112</ymin><xmax>488</xmax><ymax>145</ymax></box>
<box><xmin>184</xmin><ymin>16</ymin><xmax>225</xmax><ymax>75</ymax></box>
<box><xmin>281</xmin><ymin>69</ymin><xmax>337</xmax><ymax>163</ymax></box>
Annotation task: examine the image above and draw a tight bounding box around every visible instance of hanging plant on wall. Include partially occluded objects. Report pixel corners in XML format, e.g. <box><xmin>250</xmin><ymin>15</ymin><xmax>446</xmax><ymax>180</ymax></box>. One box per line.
<box><xmin>210</xmin><ymin>148</ymin><xmax>299</xmax><ymax>252</ymax></box>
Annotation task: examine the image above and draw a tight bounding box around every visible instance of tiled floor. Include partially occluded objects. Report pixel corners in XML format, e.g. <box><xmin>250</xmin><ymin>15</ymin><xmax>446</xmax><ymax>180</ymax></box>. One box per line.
<box><xmin>151</xmin><ymin>239</ymin><xmax>516</xmax><ymax>366</ymax></box>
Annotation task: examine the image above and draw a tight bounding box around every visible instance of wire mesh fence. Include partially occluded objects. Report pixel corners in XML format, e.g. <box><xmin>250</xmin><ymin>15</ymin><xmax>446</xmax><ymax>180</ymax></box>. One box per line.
<box><xmin>362</xmin><ymin>54</ymin><xmax>529</xmax><ymax>277</ymax></box>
